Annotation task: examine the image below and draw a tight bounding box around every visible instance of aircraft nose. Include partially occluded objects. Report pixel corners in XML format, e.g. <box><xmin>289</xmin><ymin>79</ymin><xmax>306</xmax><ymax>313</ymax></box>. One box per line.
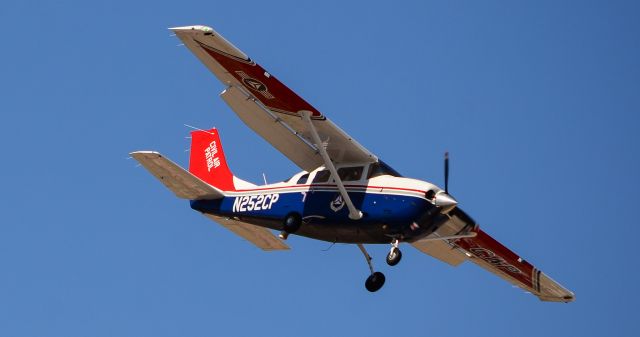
<box><xmin>434</xmin><ymin>192</ymin><xmax>458</xmax><ymax>213</ymax></box>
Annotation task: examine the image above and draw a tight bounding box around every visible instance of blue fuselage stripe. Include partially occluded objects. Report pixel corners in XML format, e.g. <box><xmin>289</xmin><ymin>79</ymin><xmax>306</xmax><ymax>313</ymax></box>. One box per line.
<box><xmin>190</xmin><ymin>189</ymin><xmax>438</xmax><ymax>243</ymax></box>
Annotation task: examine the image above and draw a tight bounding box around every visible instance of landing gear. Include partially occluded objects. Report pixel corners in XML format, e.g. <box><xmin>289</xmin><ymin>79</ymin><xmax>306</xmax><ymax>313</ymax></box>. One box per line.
<box><xmin>386</xmin><ymin>248</ymin><xmax>402</xmax><ymax>266</ymax></box>
<box><xmin>365</xmin><ymin>272</ymin><xmax>386</xmax><ymax>292</ymax></box>
<box><xmin>279</xmin><ymin>212</ymin><xmax>302</xmax><ymax>240</ymax></box>
<box><xmin>357</xmin><ymin>244</ymin><xmax>386</xmax><ymax>292</ymax></box>
<box><xmin>386</xmin><ymin>239</ymin><xmax>402</xmax><ymax>266</ymax></box>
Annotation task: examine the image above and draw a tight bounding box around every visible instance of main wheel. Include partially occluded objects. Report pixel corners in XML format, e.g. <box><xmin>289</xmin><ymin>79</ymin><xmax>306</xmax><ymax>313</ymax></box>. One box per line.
<box><xmin>283</xmin><ymin>213</ymin><xmax>302</xmax><ymax>234</ymax></box>
<box><xmin>386</xmin><ymin>247</ymin><xmax>402</xmax><ymax>266</ymax></box>
<box><xmin>364</xmin><ymin>272</ymin><xmax>386</xmax><ymax>292</ymax></box>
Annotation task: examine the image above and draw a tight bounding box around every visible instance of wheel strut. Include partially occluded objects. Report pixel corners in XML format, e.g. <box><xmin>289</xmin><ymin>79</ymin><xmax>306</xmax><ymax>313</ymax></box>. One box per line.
<box><xmin>386</xmin><ymin>238</ymin><xmax>402</xmax><ymax>266</ymax></box>
<box><xmin>357</xmin><ymin>244</ymin><xmax>375</xmax><ymax>274</ymax></box>
<box><xmin>357</xmin><ymin>244</ymin><xmax>385</xmax><ymax>292</ymax></box>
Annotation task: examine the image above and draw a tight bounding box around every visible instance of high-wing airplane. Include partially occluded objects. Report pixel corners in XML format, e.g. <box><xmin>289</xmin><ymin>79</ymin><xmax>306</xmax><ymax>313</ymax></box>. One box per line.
<box><xmin>131</xmin><ymin>25</ymin><xmax>574</xmax><ymax>302</ymax></box>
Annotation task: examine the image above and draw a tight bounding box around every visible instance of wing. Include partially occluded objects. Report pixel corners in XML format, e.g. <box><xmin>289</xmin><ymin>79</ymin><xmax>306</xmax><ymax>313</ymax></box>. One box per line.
<box><xmin>203</xmin><ymin>214</ymin><xmax>289</xmax><ymax>251</ymax></box>
<box><xmin>411</xmin><ymin>208</ymin><xmax>575</xmax><ymax>302</ymax></box>
<box><xmin>130</xmin><ymin>151</ymin><xmax>224</xmax><ymax>199</ymax></box>
<box><xmin>171</xmin><ymin>25</ymin><xmax>377</xmax><ymax>171</ymax></box>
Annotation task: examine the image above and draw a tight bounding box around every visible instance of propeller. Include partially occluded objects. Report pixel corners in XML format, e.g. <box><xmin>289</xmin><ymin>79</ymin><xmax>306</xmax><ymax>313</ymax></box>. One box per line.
<box><xmin>434</xmin><ymin>151</ymin><xmax>457</xmax><ymax>212</ymax></box>
<box><xmin>444</xmin><ymin>151</ymin><xmax>450</xmax><ymax>194</ymax></box>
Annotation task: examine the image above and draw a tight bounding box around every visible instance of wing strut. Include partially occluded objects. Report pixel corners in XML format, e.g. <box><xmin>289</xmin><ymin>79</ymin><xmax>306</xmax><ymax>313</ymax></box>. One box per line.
<box><xmin>418</xmin><ymin>232</ymin><xmax>477</xmax><ymax>242</ymax></box>
<box><xmin>301</xmin><ymin>110</ymin><xmax>363</xmax><ymax>220</ymax></box>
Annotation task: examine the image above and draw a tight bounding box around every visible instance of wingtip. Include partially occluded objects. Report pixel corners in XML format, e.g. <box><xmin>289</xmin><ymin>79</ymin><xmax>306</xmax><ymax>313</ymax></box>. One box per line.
<box><xmin>563</xmin><ymin>292</ymin><xmax>576</xmax><ymax>302</ymax></box>
<box><xmin>168</xmin><ymin>25</ymin><xmax>214</xmax><ymax>33</ymax></box>
<box><xmin>537</xmin><ymin>291</ymin><xmax>576</xmax><ymax>303</ymax></box>
<box><xmin>130</xmin><ymin>150</ymin><xmax>161</xmax><ymax>156</ymax></box>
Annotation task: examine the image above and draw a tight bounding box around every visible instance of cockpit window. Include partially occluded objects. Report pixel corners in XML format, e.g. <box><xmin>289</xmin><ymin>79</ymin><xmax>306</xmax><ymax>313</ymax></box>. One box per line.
<box><xmin>367</xmin><ymin>161</ymin><xmax>402</xmax><ymax>179</ymax></box>
<box><xmin>311</xmin><ymin>170</ymin><xmax>331</xmax><ymax>183</ymax></box>
<box><xmin>296</xmin><ymin>173</ymin><xmax>309</xmax><ymax>184</ymax></box>
<box><xmin>337</xmin><ymin>166</ymin><xmax>364</xmax><ymax>181</ymax></box>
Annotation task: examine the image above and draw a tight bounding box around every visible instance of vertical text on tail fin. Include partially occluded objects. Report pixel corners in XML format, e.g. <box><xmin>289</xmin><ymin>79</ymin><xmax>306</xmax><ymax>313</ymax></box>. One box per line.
<box><xmin>189</xmin><ymin>128</ymin><xmax>236</xmax><ymax>191</ymax></box>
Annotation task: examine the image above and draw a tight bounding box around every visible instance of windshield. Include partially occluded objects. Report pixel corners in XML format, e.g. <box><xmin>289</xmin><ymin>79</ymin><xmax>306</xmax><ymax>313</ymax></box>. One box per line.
<box><xmin>367</xmin><ymin>161</ymin><xmax>402</xmax><ymax>179</ymax></box>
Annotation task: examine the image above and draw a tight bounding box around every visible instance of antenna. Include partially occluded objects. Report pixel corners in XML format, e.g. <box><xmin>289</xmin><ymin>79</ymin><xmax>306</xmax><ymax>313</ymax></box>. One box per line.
<box><xmin>184</xmin><ymin>124</ymin><xmax>215</xmax><ymax>135</ymax></box>
<box><xmin>262</xmin><ymin>173</ymin><xmax>268</xmax><ymax>185</ymax></box>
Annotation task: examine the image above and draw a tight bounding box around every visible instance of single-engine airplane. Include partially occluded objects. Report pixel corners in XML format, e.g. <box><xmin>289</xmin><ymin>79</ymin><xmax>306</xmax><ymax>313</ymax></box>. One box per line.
<box><xmin>131</xmin><ymin>25</ymin><xmax>574</xmax><ymax>301</ymax></box>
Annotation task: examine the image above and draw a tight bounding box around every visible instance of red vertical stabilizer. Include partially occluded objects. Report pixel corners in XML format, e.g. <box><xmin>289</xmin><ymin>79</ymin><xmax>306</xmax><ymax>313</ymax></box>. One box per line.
<box><xmin>189</xmin><ymin>128</ymin><xmax>235</xmax><ymax>191</ymax></box>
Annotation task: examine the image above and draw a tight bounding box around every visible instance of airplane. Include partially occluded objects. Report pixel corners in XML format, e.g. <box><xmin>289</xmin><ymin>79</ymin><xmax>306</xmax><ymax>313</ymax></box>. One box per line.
<box><xmin>131</xmin><ymin>24</ymin><xmax>575</xmax><ymax>302</ymax></box>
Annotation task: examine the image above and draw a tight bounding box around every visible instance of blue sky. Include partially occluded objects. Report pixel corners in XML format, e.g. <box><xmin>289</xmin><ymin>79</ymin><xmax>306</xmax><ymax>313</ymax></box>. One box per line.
<box><xmin>1</xmin><ymin>1</ymin><xmax>638</xmax><ymax>336</ymax></box>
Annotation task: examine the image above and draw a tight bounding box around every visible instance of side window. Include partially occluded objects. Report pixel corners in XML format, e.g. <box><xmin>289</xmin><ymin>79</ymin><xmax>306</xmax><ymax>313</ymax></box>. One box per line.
<box><xmin>312</xmin><ymin>170</ymin><xmax>331</xmax><ymax>183</ymax></box>
<box><xmin>296</xmin><ymin>173</ymin><xmax>309</xmax><ymax>184</ymax></box>
<box><xmin>337</xmin><ymin>166</ymin><xmax>363</xmax><ymax>181</ymax></box>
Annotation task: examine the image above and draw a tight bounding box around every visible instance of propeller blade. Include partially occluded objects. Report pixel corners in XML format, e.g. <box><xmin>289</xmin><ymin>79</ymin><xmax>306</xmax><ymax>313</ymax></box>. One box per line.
<box><xmin>444</xmin><ymin>152</ymin><xmax>449</xmax><ymax>194</ymax></box>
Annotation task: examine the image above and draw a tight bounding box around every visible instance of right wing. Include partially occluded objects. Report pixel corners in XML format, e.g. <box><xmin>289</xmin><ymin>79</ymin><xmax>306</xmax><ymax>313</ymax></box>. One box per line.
<box><xmin>171</xmin><ymin>25</ymin><xmax>377</xmax><ymax>171</ymax></box>
<box><xmin>411</xmin><ymin>208</ymin><xmax>575</xmax><ymax>302</ymax></box>
<box><xmin>203</xmin><ymin>214</ymin><xmax>289</xmax><ymax>251</ymax></box>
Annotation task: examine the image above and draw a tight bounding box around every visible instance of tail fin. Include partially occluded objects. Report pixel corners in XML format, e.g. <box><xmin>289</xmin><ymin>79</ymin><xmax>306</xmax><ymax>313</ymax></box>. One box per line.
<box><xmin>189</xmin><ymin>128</ymin><xmax>236</xmax><ymax>191</ymax></box>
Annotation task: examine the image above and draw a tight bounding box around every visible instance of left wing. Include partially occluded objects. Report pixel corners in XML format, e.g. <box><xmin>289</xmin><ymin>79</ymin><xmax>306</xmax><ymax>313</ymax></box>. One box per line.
<box><xmin>411</xmin><ymin>208</ymin><xmax>575</xmax><ymax>302</ymax></box>
<box><xmin>171</xmin><ymin>25</ymin><xmax>377</xmax><ymax>171</ymax></box>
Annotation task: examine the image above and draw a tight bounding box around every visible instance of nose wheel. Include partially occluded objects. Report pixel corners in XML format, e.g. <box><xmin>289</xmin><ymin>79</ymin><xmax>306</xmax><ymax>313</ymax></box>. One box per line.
<box><xmin>357</xmin><ymin>244</ymin><xmax>386</xmax><ymax>292</ymax></box>
<box><xmin>386</xmin><ymin>248</ymin><xmax>402</xmax><ymax>266</ymax></box>
<box><xmin>386</xmin><ymin>239</ymin><xmax>402</xmax><ymax>266</ymax></box>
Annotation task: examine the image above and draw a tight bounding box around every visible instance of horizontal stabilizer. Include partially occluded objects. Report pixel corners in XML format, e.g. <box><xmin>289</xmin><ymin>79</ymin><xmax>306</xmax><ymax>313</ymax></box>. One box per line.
<box><xmin>204</xmin><ymin>214</ymin><xmax>289</xmax><ymax>251</ymax></box>
<box><xmin>131</xmin><ymin>151</ymin><xmax>224</xmax><ymax>200</ymax></box>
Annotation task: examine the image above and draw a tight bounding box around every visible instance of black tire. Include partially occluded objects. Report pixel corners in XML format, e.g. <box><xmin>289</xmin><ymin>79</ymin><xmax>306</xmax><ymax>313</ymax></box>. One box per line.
<box><xmin>365</xmin><ymin>272</ymin><xmax>386</xmax><ymax>292</ymax></box>
<box><xmin>386</xmin><ymin>248</ymin><xmax>402</xmax><ymax>266</ymax></box>
<box><xmin>283</xmin><ymin>212</ymin><xmax>302</xmax><ymax>233</ymax></box>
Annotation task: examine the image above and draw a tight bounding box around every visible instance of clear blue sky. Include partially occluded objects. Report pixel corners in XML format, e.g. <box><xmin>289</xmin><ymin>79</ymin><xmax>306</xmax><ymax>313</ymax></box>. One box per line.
<box><xmin>1</xmin><ymin>1</ymin><xmax>638</xmax><ymax>336</ymax></box>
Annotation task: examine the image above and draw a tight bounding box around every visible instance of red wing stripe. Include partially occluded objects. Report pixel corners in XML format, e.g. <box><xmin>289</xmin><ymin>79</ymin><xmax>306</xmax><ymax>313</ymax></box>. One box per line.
<box><xmin>456</xmin><ymin>229</ymin><xmax>535</xmax><ymax>290</ymax></box>
<box><xmin>195</xmin><ymin>40</ymin><xmax>324</xmax><ymax>119</ymax></box>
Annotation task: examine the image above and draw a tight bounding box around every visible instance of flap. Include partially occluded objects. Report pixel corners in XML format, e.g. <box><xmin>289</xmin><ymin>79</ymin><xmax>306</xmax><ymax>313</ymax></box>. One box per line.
<box><xmin>411</xmin><ymin>239</ymin><xmax>468</xmax><ymax>266</ymax></box>
<box><xmin>220</xmin><ymin>86</ymin><xmax>323</xmax><ymax>171</ymax></box>
<box><xmin>411</xmin><ymin>209</ymin><xmax>473</xmax><ymax>266</ymax></box>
